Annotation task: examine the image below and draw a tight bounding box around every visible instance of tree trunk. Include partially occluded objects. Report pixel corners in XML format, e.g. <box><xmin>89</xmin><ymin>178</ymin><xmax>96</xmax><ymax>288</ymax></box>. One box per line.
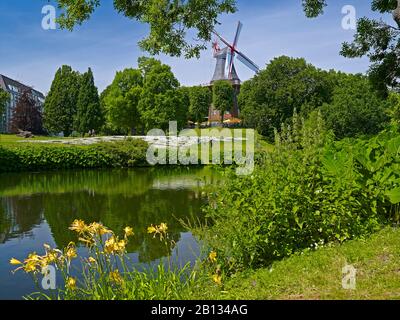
<box><xmin>394</xmin><ymin>0</ymin><xmax>400</xmax><ymax>28</ymax></box>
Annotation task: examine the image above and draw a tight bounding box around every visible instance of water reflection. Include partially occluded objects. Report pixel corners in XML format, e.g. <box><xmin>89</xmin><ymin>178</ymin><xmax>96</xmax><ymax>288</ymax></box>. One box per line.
<box><xmin>0</xmin><ymin>167</ymin><xmax>220</xmax><ymax>299</ymax></box>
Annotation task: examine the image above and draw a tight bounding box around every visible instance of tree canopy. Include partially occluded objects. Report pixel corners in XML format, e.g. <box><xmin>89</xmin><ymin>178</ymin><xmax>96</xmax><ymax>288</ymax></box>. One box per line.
<box><xmin>302</xmin><ymin>0</ymin><xmax>400</xmax><ymax>94</ymax></box>
<box><xmin>239</xmin><ymin>56</ymin><xmax>334</xmax><ymax>139</ymax></box>
<box><xmin>188</xmin><ymin>86</ymin><xmax>211</xmax><ymax>125</ymax></box>
<box><xmin>320</xmin><ymin>74</ymin><xmax>390</xmax><ymax>139</ymax></box>
<box><xmin>54</xmin><ymin>0</ymin><xmax>236</xmax><ymax>58</ymax></box>
<box><xmin>44</xmin><ymin>65</ymin><xmax>81</xmax><ymax>136</ymax></box>
<box><xmin>0</xmin><ymin>88</ymin><xmax>10</xmax><ymax>117</ymax></box>
<box><xmin>10</xmin><ymin>90</ymin><xmax>43</xmax><ymax>134</ymax></box>
<box><xmin>102</xmin><ymin>68</ymin><xmax>143</xmax><ymax>134</ymax></box>
<box><xmin>75</xmin><ymin>68</ymin><xmax>103</xmax><ymax>135</ymax></box>
<box><xmin>212</xmin><ymin>80</ymin><xmax>234</xmax><ymax>123</ymax></box>
<box><xmin>138</xmin><ymin>57</ymin><xmax>187</xmax><ymax>130</ymax></box>
<box><xmin>102</xmin><ymin>57</ymin><xmax>188</xmax><ymax>133</ymax></box>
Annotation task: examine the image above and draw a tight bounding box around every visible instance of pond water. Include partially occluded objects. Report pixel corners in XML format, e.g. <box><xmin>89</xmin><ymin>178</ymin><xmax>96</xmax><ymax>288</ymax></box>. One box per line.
<box><xmin>0</xmin><ymin>167</ymin><xmax>220</xmax><ymax>300</ymax></box>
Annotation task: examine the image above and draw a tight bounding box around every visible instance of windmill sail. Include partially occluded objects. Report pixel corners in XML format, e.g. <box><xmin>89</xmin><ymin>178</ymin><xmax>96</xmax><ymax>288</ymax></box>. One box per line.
<box><xmin>236</xmin><ymin>52</ymin><xmax>260</xmax><ymax>73</ymax></box>
<box><xmin>233</xmin><ymin>21</ymin><xmax>243</xmax><ymax>48</ymax></box>
<box><xmin>211</xmin><ymin>22</ymin><xmax>260</xmax><ymax>82</ymax></box>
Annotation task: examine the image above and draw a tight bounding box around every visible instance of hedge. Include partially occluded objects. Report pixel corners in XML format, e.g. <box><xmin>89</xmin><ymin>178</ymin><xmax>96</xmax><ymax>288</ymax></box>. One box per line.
<box><xmin>0</xmin><ymin>139</ymin><xmax>149</xmax><ymax>173</ymax></box>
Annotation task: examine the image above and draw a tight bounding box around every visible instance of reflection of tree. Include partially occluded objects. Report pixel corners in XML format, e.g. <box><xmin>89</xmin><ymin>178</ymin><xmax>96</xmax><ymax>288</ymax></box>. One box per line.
<box><xmin>0</xmin><ymin>167</ymin><xmax>220</xmax><ymax>197</ymax></box>
<box><xmin>41</xmin><ymin>189</ymin><xmax>206</xmax><ymax>263</ymax></box>
<box><xmin>0</xmin><ymin>167</ymin><xmax>217</xmax><ymax>263</ymax></box>
<box><xmin>0</xmin><ymin>203</ymin><xmax>11</xmax><ymax>243</ymax></box>
<box><xmin>0</xmin><ymin>197</ymin><xmax>43</xmax><ymax>243</ymax></box>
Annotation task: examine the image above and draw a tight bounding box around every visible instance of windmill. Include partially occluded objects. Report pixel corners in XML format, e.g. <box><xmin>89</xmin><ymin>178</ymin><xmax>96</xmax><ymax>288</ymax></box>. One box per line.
<box><xmin>210</xmin><ymin>21</ymin><xmax>259</xmax><ymax>118</ymax></box>
<box><xmin>213</xmin><ymin>21</ymin><xmax>260</xmax><ymax>81</ymax></box>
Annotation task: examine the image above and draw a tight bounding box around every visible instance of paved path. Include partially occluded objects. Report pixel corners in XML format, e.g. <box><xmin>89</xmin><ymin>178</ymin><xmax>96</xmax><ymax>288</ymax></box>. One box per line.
<box><xmin>21</xmin><ymin>135</ymin><xmax>247</xmax><ymax>148</ymax></box>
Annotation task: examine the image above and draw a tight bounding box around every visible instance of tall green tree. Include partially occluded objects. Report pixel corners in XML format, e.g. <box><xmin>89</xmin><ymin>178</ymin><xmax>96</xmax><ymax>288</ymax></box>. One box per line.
<box><xmin>54</xmin><ymin>0</ymin><xmax>236</xmax><ymax>58</ymax></box>
<box><xmin>212</xmin><ymin>80</ymin><xmax>234</xmax><ymax>123</ymax></box>
<box><xmin>302</xmin><ymin>0</ymin><xmax>400</xmax><ymax>94</ymax></box>
<box><xmin>75</xmin><ymin>68</ymin><xmax>103</xmax><ymax>135</ymax></box>
<box><xmin>189</xmin><ymin>86</ymin><xmax>211</xmax><ymax>126</ymax></box>
<box><xmin>0</xmin><ymin>88</ymin><xmax>10</xmax><ymax>118</ymax></box>
<box><xmin>239</xmin><ymin>56</ymin><xmax>334</xmax><ymax>139</ymax></box>
<box><xmin>44</xmin><ymin>65</ymin><xmax>80</xmax><ymax>136</ymax></box>
<box><xmin>103</xmin><ymin>68</ymin><xmax>143</xmax><ymax>134</ymax></box>
<box><xmin>138</xmin><ymin>57</ymin><xmax>186</xmax><ymax>131</ymax></box>
<box><xmin>321</xmin><ymin>74</ymin><xmax>390</xmax><ymax>139</ymax></box>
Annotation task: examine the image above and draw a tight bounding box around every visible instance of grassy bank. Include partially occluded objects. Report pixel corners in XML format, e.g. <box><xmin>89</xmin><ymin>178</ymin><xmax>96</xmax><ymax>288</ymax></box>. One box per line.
<box><xmin>190</xmin><ymin>227</ymin><xmax>400</xmax><ymax>300</ymax></box>
<box><xmin>0</xmin><ymin>129</ymin><xmax>270</xmax><ymax>173</ymax></box>
<box><xmin>11</xmin><ymin>223</ymin><xmax>400</xmax><ymax>300</ymax></box>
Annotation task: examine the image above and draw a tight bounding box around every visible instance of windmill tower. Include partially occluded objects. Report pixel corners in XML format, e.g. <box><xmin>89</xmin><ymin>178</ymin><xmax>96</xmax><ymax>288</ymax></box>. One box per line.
<box><xmin>209</xmin><ymin>22</ymin><xmax>260</xmax><ymax>119</ymax></box>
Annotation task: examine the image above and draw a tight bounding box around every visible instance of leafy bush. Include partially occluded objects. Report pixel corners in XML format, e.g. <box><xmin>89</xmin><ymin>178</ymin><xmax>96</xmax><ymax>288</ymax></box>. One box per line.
<box><xmin>0</xmin><ymin>139</ymin><xmax>149</xmax><ymax>173</ymax></box>
<box><xmin>202</xmin><ymin>112</ymin><xmax>400</xmax><ymax>270</ymax></box>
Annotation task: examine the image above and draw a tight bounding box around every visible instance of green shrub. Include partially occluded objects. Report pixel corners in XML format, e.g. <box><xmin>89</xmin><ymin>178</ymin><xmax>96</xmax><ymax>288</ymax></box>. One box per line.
<box><xmin>0</xmin><ymin>139</ymin><xmax>149</xmax><ymax>173</ymax></box>
<box><xmin>202</xmin><ymin>112</ymin><xmax>400</xmax><ymax>270</ymax></box>
<box><xmin>93</xmin><ymin>138</ymin><xmax>149</xmax><ymax>167</ymax></box>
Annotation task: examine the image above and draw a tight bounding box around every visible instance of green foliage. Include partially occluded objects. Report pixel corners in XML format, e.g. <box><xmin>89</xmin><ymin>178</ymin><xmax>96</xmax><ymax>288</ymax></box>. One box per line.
<box><xmin>102</xmin><ymin>58</ymin><xmax>188</xmax><ymax>133</ymax></box>
<box><xmin>102</xmin><ymin>68</ymin><xmax>143</xmax><ymax>134</ymax></box>
<box><xmin>303</xmin><ymin>0</ymin><xmax>400</xmax><ymax>94</ymax></box>
<box><xmin>212</xmin><ymin>80</ymin><xmax>234</xmax><ymax>123</ymax></box>
<box><xmin>321</xmin><ymin>74</ymin><xmax>390</xmax><ymax>139</ymax></box>
<box><xmin>138</xmin><ymin>58</ymin><xmax>187</xmax><ymax>130</ymax></box>
<box><xmin>202</xmin><ymin>112</ymin><xmax>400</xmax><ymax>270</ymax></box>
<box><xmin>388</xmin><ymin>92</ymin><xmax>400</xmax><ymax>126</ymax></box>
<box><xmin>55</xmin><ymin>0</ymin><xmax>236</xmax><ymax>58</ymax></box>
<box><xmin>0</xmin><ymin>139</ymin><xmax>149</xmax><ymax>173</ymax></box>
<box><xmin>239</xmin><ymin>56</ymin><xmax>334</xmax><ymax>139</ymax></box>
<box><xmin>75</xmin><ymin>68</ymin><xmax>103</xmax><ymax>135</ymax></box>
<box><xmin>189</xmin><ymin>86</ymin><xmax>212</xmax><ymax>125</ymax></box>
<box><xmin>0</xmin><ymin>88</ymin><xmax>10</xmax><ymax>117</ymax></box>
<box><xmin>44</xmin><ymin>65</ymin><xmax>81</xmax><ymax>136</ymax></box>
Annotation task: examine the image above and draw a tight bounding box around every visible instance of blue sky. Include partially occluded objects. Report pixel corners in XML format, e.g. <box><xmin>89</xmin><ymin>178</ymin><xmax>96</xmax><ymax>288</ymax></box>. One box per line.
<box><xmin>0</xmin><ymin>0</ymin><xmax>390</xmax><ymax>94</ymax></box>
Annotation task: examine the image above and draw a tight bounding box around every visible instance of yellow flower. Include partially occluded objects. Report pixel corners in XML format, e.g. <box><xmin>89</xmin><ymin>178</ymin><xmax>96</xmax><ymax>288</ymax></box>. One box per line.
<box><xmin>124</xmin><ymin>226</ymin><xmax>134</xmax><ymax>237</ymax></box>
<box><xmin>88</xmin><ymin>257</ymin><xmax>96</xmax><ymax>264</ymax></box>
<box><xmin>147</xmin><ymin>225</ymin><xmax>157</xmax><ymax>234</ymax></box>
<box><xmin>10</xmin><ymin>258</ymin><xmax>22</xmax><ymax>265</ymax></box>
<box><xmin>66</xmin><ymin>277</ymin><xmax>77</xmax><ymax>291</ymax></box>
<box><xmin>104</xmin><ymin>236</ymin><xmax>120</xmax><ymax>254</ymax></box>
<box><xmin>209</xmin><ymin>251</ymin><xmax>217</xmax><ymax>263</ymax></box>
<box><xmin>109</xmin><ymin>270</ymin><xmax>124</xmax><ymax>285</ymax></box>
<box><xmin>89</xmin><ymin>222</ymin><xmax>111</xmax><ymax>236</ymax></box>
<box><xmin>159</xmin><ymin>223</ymin><xmax>168</xmax><ymax>234</ymax></box>
<box><xmin>41</xmin><ymin>251</ymin><xmax>58</xmax><ymax>268</ymax></box>
<box><xmin>79</xmin><ymin>237</ymin><xmax>95</xmax><ymax>247</ymax></box>
<box><xmin>24</xmin><ymin>262</ymin><xmax>38</xmax><ymax>273</ymax></box>
<box><xmin>26</xmin><ymin>253</ymin><xmax>41</xmax><ymax>262</ymax></box>
<box><xmin>65</xmin><ymin>243</ymin><xmax>77</xmax><ymax>260</ymax></box>
<box><xmin>69</xmin><ymin>219</ymin><xmax>87</xmax><ymax>234</ymax></box>
<box><xmin>212</xmin><ymin>274</ymin><xmax>222</xmax><ymax>286</ymax></box>
<box><xmin>117</xmin><ymin>240</ymin><xmax>127</xmax><ymax>253</ymax></box>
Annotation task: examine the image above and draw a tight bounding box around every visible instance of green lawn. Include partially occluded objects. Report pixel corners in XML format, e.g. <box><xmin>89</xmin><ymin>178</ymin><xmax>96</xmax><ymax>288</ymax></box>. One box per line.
<box><xmin>0</xmin><ymin>134</ymin><xmax>69</xmax><ymax>146</ymax></box>
<box><xmin>191</xmin><ymin>227</ymin><xmax>400</xmax><ymax>300</ymax></box>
